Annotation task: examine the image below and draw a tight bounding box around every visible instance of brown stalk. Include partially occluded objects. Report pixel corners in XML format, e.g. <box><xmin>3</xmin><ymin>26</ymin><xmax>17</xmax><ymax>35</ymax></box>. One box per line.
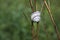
<box><xmin>29</xmin><ymin>0</ymin><xmax>39</xmax><ymax>40</ymax></box>
<box><xmin>34</xmin><ymin>0</ymin><xmax>36</xmax><ymax>11</ymax></box>
<box><xmin>44</xmin><ymin>0</ymin><xmax>60</xmax><ymax>40</ymax></box>
<box><xmin>29</xmin><ymin>0</ymin><xmax>35</xmax><ymax>40</ymax></box>
<box><xmin>29</xmin><ymin>0</ymin><xmax>34</xmax><ymax>12</ymax></box>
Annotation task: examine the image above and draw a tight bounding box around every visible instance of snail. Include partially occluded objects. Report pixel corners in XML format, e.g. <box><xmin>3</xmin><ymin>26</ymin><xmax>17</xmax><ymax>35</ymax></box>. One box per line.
<box><xmin>31</xmin><ymin>11</ymin><xmax>41</xmax><ymax>22</ymax></box>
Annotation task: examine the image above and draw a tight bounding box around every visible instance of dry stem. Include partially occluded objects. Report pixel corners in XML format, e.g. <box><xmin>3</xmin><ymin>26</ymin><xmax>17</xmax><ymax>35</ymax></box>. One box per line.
<box><xmin>44</xmin><ymin>0</ymin><xmax>60</xmax><ymax>40</ymax></box>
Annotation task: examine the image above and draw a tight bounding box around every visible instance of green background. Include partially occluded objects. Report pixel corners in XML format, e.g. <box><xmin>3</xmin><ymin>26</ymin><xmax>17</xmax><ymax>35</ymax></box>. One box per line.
<box><xmin>0</xmin><ymin>0</ymin><xmax>60</xmax><ymax>40</ymax></box>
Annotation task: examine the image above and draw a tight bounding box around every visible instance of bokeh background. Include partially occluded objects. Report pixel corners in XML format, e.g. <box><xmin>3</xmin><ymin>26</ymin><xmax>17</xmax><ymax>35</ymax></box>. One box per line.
<box><xmin>0</xmin><ymin>0</ymin><xmax>60</xmax><ymax>40</ymax></box>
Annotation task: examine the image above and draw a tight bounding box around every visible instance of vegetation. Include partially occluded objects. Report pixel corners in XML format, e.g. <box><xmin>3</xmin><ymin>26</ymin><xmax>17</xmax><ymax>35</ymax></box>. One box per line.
<box><xmin>0</xmin><ymin>0</ymin><xmax>60</xmax><ymax>40</ymax></box>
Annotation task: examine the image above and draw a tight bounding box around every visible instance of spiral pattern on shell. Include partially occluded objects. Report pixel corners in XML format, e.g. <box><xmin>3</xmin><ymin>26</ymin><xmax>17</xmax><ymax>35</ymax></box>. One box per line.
<box><xmin>31</xmin><ymin>11</ymin><xmax>41</xmax><ymax>22</ymax></box>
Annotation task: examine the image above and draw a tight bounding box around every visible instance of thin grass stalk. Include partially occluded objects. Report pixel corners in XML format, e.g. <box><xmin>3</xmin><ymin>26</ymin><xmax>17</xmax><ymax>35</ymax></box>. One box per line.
<box><xmin>34</xmin><ymin>0</ymin><xmax>39</xmax><ymax>40</ymax></box>
<box><xmin>44</xmin><ymin>0</ymin><xmax>60</xmax><ymax>40</ymax></box>
<box><xmin>23</xmin><ymin>12</ymin><xmax>31</xmax><ymax>24</ymax></box>
<box><xmin>36</xmin><ymin>22</ymin><xmax>39</xmax><ymax>40</ymax></box>
<box><xmin>41</xmin><ymin>2</ymin><xmax>44</xmax><ymax>12</ymax></box>
<box><xmin>29</xmin><ymin>0</ymin><xmax>35</xmax><ymax>40</ymax></box>
<box><xmin>29</xmin><ymin>0</ymin><xmax>34</xmax><ymax>12</ymax></box>
<box><xmin>44</xmin><ymin>23</ymin><xmax>49</xmax><ymax>40</ymax></box>
<box><xmin>29</xmin><ymin>0</ymin><xmax>39</xmax><ymax>40</ymax></box>
<box><xmin>41</xmin><ymin>3</ymin><xmax>49</xmax><ymax>40</ymax></box>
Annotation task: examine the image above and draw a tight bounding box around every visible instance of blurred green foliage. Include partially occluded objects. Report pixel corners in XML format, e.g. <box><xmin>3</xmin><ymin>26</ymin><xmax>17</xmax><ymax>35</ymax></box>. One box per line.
<box><xmin>0</xmin><ymin>0</ymin><xmax>60</xmax><ymax>40</ymax></box>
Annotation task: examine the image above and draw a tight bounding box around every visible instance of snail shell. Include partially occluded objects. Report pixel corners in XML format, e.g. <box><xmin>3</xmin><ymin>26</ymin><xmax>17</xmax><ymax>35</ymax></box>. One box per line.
<box><xmin>31</xmin><ymin>11</ymin><xmax>41</xmax><ymax>22</ymax></box>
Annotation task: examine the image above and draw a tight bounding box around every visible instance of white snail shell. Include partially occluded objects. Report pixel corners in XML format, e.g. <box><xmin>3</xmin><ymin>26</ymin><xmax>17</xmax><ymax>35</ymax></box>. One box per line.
<box><xmin>31</xmin><ymin>11</ymin><xmax>41</xmax><ymax>22</ymax></box>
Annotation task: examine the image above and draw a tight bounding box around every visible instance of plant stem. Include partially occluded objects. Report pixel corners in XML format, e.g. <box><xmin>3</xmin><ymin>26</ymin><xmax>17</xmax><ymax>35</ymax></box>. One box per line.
<box><xmin>36</xmin><ymin>22</ymin><xmax>39</xmax><ymax>40</ymax></box>
<box><xmin>34</xmin><ymin>0</ymin><xmax>39</xmax><ymax>40</ymax></box>
<box><xmin>29</xmin><ymin>0</ymin><xmax>35</xmax><ymax>40</ymax></box>
<box><xmin>29</xmin><ymin>0</ymin><xmax>34</xmax><ymax>12</ymax></box>
<box><xmin>44</xmin><ymin>0</ymin><xmax>60</xmax><ymax>40</ymax></box>
<box><xmin>29</xmin><ymin>0</ymin><xmax>39</xmax><ymax>40</ymax></box>
<box><xmin>23</xmin><ymin>12</ymin><xmax>31</xmax><ymax>24</ymax></box>
<box><xmin>44</xmin><ymin>23</ymin><xmax>49</xmax><ymax>40</ymax></box>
